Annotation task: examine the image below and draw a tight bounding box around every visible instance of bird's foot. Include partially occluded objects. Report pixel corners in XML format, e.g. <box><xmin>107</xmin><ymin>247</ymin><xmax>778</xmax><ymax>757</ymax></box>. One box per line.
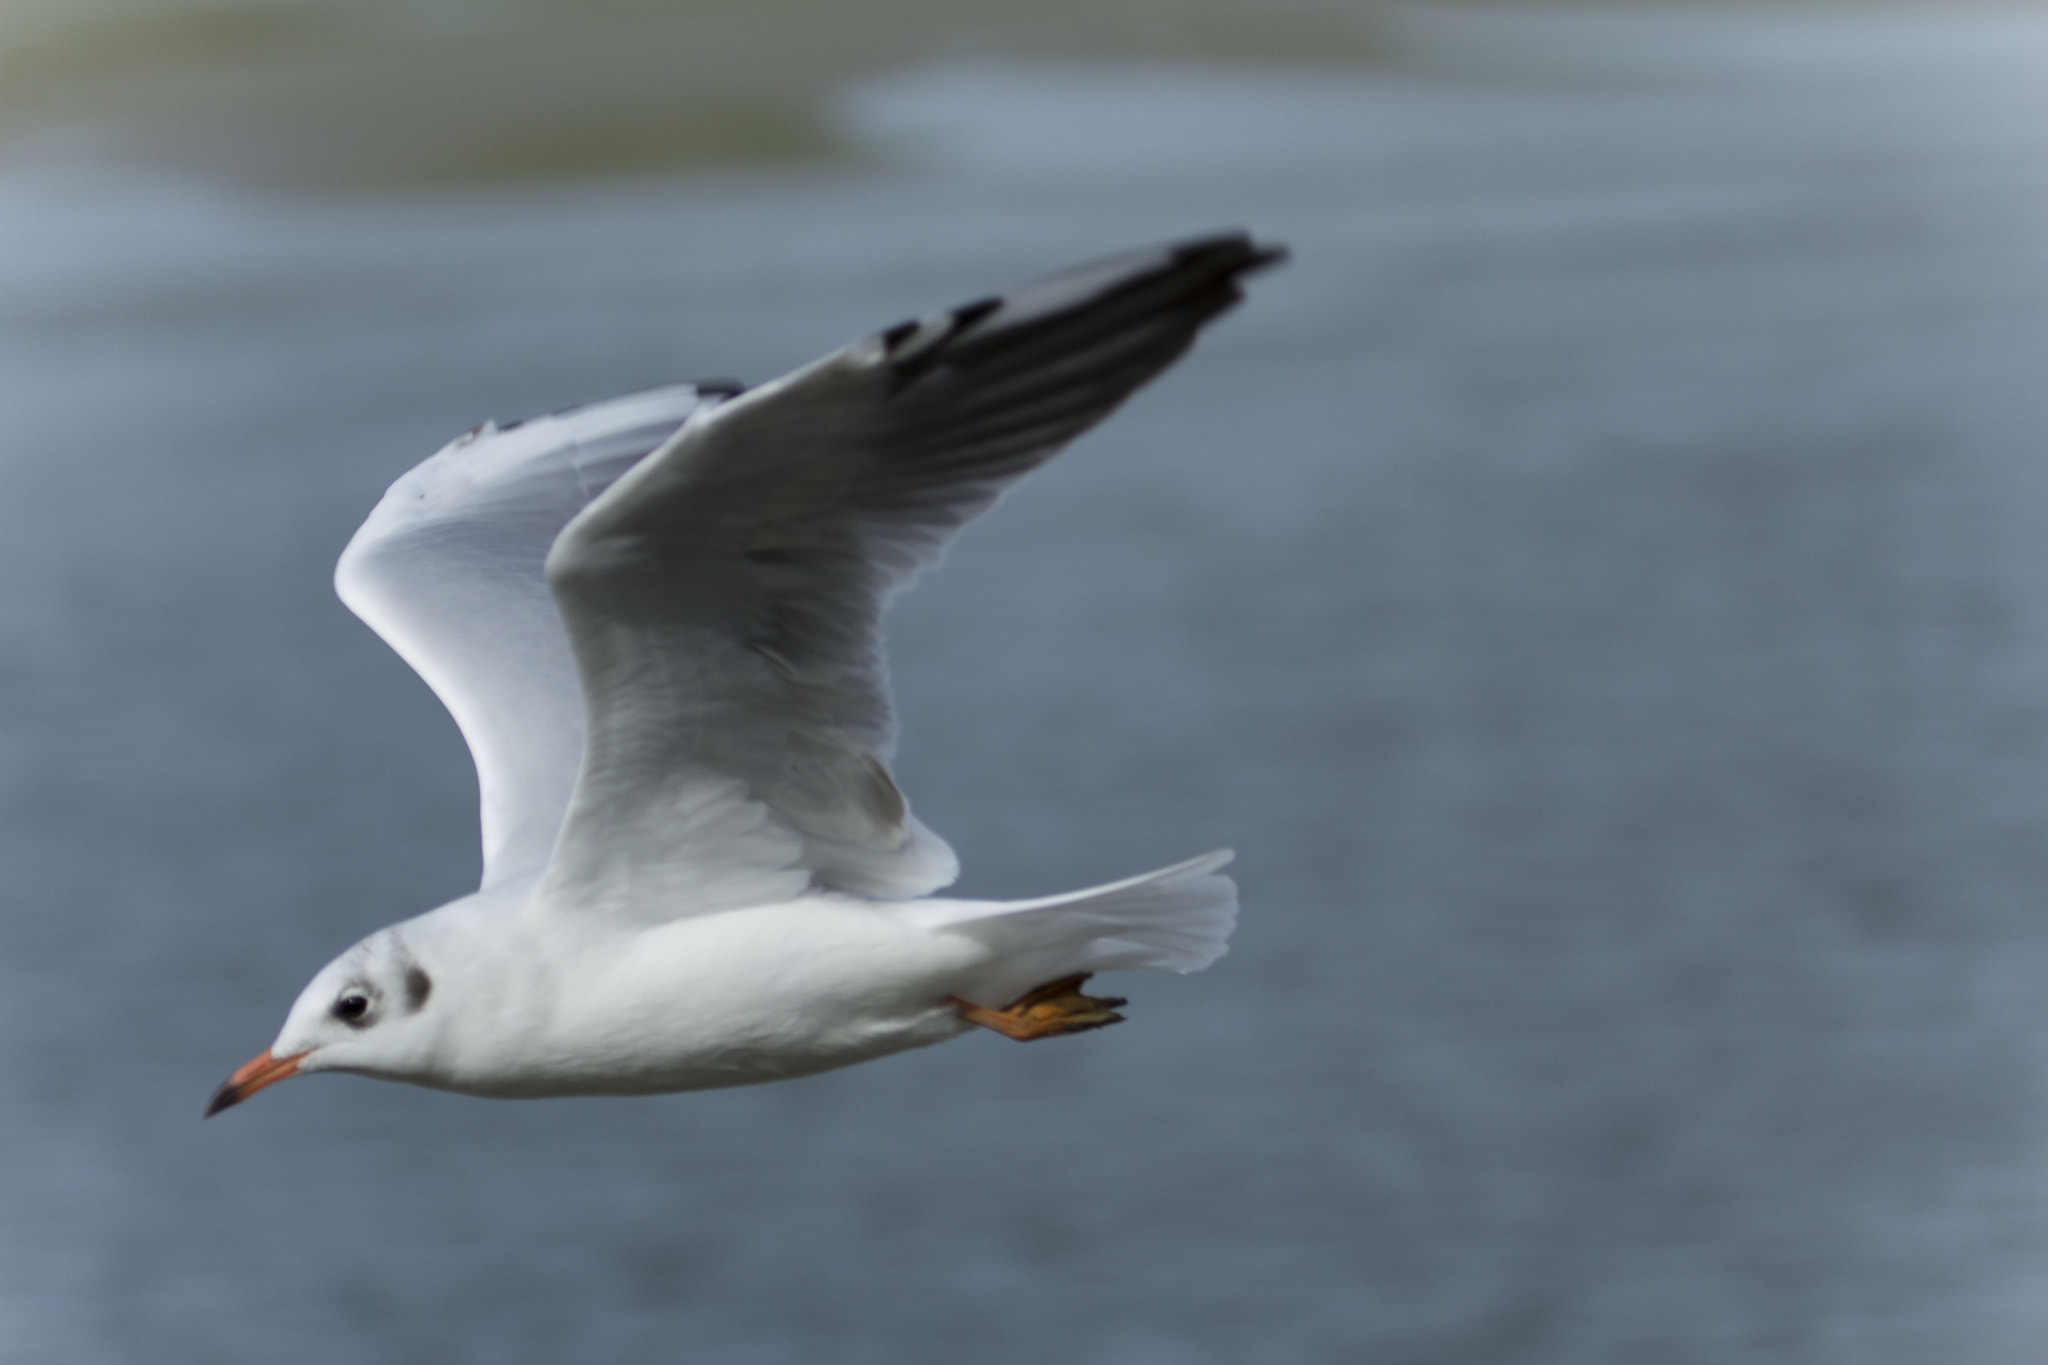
<box><xmin>949</xmin><ymin>974</ymin><xmax>1128</xmax><ymax>1041</ymax></box>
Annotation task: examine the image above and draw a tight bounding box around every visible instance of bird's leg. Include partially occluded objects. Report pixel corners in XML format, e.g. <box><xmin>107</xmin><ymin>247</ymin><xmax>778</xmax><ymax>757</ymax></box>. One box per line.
<box><xmin>948</xmin><ymin>974</ymin><xmax>1128</xmax><ymax>1041</ymax></box>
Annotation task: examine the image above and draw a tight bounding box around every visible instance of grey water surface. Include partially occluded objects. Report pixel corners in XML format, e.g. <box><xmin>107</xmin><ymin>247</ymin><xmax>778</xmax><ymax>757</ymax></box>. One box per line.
<box><xmin>7</xmin><ymin>43</ymin><xmax>2048</xmax><ymax>1365</ymax></box>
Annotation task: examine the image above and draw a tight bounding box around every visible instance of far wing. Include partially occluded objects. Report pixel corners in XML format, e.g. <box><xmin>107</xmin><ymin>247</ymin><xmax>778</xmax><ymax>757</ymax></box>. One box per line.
<box><xmin>541</xmin><ymin>234</ymin><xmax>1284</xmax><ymax>918</ymax></box>
<box><xmin>334</xmin><ymin>384</ymin><xmax>719</xmax><ymax>890</ymax></box>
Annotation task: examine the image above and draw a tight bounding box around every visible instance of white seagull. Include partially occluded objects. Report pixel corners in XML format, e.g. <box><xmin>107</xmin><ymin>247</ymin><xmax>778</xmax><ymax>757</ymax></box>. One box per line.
<box><xmin>208</xmin><ymin>233</ymin><xmax>1283</xmax><ymax>1116</ymax></box>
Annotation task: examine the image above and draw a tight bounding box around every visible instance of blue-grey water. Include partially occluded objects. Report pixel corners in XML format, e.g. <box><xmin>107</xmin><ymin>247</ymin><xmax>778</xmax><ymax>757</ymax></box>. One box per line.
<box><xmin>8</xmin><ymin>37</ymin><xmax>2048</xmax><ymax>1365</ymax></box>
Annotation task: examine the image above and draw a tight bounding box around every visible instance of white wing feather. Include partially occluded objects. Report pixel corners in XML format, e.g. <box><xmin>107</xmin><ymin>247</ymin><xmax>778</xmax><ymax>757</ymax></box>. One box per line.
<box><xmin>540</xmin><ymin>235</ymin><xmax>1282</xmax><ymax>920</ymax></box>
<box><xmin>334</xmin><ymin>384</ymin><xmax>710</xmax><ymax>888</ymax></box>
<box><xmin>333</xmin><ymin>235</ymin><xmax>1278</xmax><ymax>922</ymax></box>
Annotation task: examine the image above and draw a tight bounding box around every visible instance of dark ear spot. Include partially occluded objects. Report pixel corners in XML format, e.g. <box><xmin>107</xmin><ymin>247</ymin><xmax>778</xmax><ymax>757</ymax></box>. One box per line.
<box><xmin>403</xmin><ymin>966</ymin><xmax>433</xmax><ymax>1013</ymax></box>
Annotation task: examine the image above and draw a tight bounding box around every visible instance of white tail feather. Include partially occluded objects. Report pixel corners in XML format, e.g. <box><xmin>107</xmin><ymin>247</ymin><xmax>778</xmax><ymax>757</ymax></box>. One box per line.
<box><xmin>901</xmin><ymin>850</ymin><xmax>1237</xmax><ymax>1007</ymax></box>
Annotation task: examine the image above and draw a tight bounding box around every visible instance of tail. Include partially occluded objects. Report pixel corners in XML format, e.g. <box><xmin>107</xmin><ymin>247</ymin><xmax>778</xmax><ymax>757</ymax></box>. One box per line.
<box><xmin>904</xmin><ymin>851</ymin><xmax>1237</xmax><ymax>1007</ymax></box>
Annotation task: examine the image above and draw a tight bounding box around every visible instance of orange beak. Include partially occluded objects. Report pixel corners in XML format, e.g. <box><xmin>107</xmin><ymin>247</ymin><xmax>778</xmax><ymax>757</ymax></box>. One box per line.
<box><xmin>204</xmin><ymin>1048</ymin><xmax>306</xmax><ymax>1118</ymax></box>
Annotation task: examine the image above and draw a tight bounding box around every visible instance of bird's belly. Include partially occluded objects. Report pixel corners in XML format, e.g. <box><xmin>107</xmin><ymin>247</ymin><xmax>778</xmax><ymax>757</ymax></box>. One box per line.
<box><xmin>452</xmin><ymin>901</ymin><xmax>984</xmax><ymax>1098</ymax></box>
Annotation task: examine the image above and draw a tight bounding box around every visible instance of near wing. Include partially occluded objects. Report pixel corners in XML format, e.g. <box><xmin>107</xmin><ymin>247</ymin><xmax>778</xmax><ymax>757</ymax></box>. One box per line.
<box><xmin>541</xmin><ymin>233</ymin><xmax>1285</xmax><ymax>918</ymax></box>
<box><xmin>334</xmin><ymin>384</ymin><xmax>725</xmax><ymax>890</ymax></box>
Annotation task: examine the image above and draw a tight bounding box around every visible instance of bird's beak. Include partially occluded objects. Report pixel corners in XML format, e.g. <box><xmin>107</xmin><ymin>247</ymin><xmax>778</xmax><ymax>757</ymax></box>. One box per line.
<box><xmin>204</xmin><ymin>1048</ymin><xmax>305</xmax><ymax>1118</ymax></box>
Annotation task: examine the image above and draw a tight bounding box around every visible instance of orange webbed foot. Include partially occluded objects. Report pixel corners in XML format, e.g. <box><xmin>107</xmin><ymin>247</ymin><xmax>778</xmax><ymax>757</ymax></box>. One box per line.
<box><xmin>948</xmin><ymin>973</ymin><xmax>1129</xmax><ymax>1041</ymax></box>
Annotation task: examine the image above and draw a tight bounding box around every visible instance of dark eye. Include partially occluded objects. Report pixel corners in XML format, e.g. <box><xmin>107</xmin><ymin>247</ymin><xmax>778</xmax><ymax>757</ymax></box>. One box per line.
<box><xmin>333</xmin><ymin>991</ymin><xmax>372</xmax><ymax>1025</ymax></box>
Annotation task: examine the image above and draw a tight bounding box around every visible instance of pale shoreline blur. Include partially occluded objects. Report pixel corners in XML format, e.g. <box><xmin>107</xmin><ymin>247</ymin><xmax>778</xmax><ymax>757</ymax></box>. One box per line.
<box><xmin>0</xmin><ymin>0</ymin><xmax>1379</xmax><ymax>189</ymax></box>
<box><xmin>4</xmin><ymin>1</ymin><xmax>2044</xmax><ymax>190</ymax></box>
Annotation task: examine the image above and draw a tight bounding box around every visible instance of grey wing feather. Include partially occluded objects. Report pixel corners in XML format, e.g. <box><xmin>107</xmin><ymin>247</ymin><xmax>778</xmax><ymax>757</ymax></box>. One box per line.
<box><xmin>541</xmin><ymin>233</ymin><xmax>1285</xmax><ymax>916</ymax></box>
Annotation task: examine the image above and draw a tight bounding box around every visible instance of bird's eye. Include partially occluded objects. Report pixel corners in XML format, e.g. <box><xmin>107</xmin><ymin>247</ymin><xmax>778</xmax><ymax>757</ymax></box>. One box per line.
<box><xmin>333</xmin><ymin>991</ymin><xmax>373</xmax><ymax>1025</ymax></box>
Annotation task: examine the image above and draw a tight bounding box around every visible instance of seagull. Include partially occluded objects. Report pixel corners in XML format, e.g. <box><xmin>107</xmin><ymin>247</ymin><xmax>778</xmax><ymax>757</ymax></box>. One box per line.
<box><xmin>207</xmin><ymin>232</ymin><xmax>1283</xmax><ymax>1117</ymax></box>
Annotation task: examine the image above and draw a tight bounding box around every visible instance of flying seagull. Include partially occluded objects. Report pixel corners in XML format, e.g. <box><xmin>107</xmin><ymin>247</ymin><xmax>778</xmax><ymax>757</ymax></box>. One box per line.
<box><xmin>208</xmin><ymin>232</ymin><xmax>1283</xmax><ymax>1116</ymax></box>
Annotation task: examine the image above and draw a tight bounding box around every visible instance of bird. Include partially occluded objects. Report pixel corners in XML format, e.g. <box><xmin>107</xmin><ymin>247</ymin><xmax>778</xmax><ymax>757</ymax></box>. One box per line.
<box><xmin>206</xmin><ymin>232</ymin><xmax>1283</xmax><ymax>1117</ymax></box>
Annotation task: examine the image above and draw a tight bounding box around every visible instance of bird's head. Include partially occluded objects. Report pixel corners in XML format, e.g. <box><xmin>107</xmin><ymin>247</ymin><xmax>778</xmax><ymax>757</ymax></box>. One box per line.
<box><xmin>206</xmin><ymin>927</ymin><xmax>440</xmax><ymax>1117</ymax></box>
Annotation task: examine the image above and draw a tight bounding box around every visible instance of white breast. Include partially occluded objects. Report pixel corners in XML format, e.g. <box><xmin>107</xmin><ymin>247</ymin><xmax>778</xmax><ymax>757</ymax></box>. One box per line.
<box><xmin>440</xmin><ymin>897</ymin><xmax>986</xmax><ymax>1097</ymax></box>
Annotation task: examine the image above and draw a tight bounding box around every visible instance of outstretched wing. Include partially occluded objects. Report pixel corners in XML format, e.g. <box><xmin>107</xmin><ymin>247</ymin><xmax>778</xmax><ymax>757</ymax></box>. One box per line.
<box><xmin>334</xmin><ymin>384</ymin><xmax>723</xmax><ymax>890</ymax></box>
<box><xmin>540</xmin><ymin>233</ymin><xmax>1285</xmax><ymax>919</ymax></box>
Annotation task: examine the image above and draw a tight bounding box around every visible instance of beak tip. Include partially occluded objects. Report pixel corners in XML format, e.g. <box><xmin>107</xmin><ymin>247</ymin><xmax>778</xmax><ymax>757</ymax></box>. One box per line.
<box><xmin>204</xmin><ymin>1047</ymin><xmax>302</xmax><ymax>1120</ymax></box>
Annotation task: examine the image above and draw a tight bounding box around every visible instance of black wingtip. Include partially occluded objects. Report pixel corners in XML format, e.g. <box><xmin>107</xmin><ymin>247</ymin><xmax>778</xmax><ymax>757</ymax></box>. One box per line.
<box><xmin>1177</xmin><ymin>236</ymin><xmax>1290</xmax><ymax>305</ymax></box>
<box><xmin>1246</xmin><ymin>240</ymin><xmax>1290</xmax><ymax>273</ymax></box>
<box><xmin>1165</xmin><ymin>229</ymin><xmax>1289</xmax><ymax>274</ymax></box>
<box><xmin>884</xmin><ymin>230</ymin><xmax>1287</xmax><ymax>390</ymax></box>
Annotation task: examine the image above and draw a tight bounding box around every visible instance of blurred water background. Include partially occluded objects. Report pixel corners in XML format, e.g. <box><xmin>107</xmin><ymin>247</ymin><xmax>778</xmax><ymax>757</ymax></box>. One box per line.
<box><xmin>8</xmin><ymin>1</ymin><xmax>2048</xmax><ymax>1361</ymax></box>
